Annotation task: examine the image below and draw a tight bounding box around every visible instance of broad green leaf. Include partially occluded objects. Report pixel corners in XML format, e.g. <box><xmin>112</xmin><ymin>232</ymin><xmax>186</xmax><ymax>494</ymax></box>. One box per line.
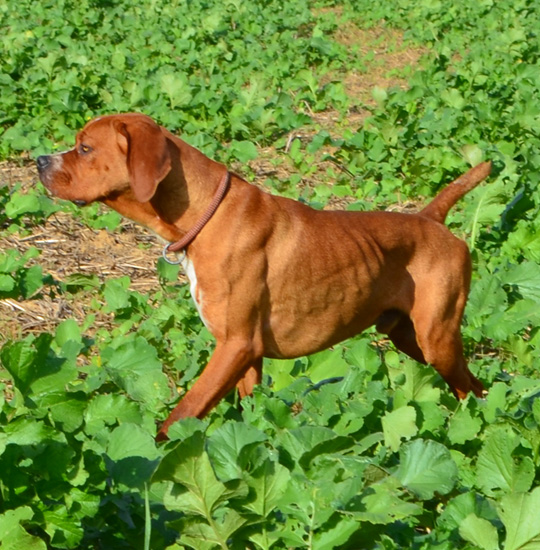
<box><xmin>312</xmin><ymin>518</ymin><xmax>359</xmax><ymax>550</ymax></box>
<box><xmin>161</xmin><ymin>73</ymin><xmax>192</xmax><ymax>108</ymax></box>
<box><xmin>20</xmin><ymin>264</ymin><xmax>43</xmax><ymax>298</ymax></box>
<box><xmin>280</xmin><ymin>475</ymin><xmax>336</xmax><ymax>530</ymax></box>
<box><xmin>84</xmin><ymin>393</ymin><xmax>144</xmax><ymax>435</ymax></box>
<box><xmin>278</xmin><ymin>426</ymin><xmax>354</xmax><ymax>470</ymax></box>
<box><xmin>441</xmin><ymin>88</ymin><xmax>465</xmax><ymax>109</ymax></box>
<box><xmin>5</xmin><ymin>192</ymin><xmax>41</xmax><ymax>218</ymax></box>
<box><xmin>107</xmin><ymin>423</ymin><xmax>160</xmax><ymax>461</ymax></box>
<box><xmin>180</xmin><ymin>510</ymin><xmax>246</xmax><ymax>549</ymax></box>
<box><xmin>206</xmin><ymin>422</ymin><xmax>267</xmax><ymax>482</ymax></box>
<box><xmin>447</xmin><ymin>405</ymin><xmax>482</xmax><ymax>444</ymax></box>
<box><xmin>4</xmin><ymin>418</ymin><xmax>63</xmax><ymax>446</ymax></box>
<box><xmin>459</xmin><ymin>514</ymin><xmax>499</xmax><ymax>550</ymax></box>
<box><xmin>352</xmin><ymin>477</ymin><xmax>422</xmax><ymax>524</ymax></box>
<box><xmin>102</xmin><ymin>336</ymin><xmax>169</xmax><ymax>408</ymax></box>
<box><xmin>483</xmin><ymin>382</ymin><xmax>507</xmax><ymax>423</ymax></box>
<box><xmin>1</xmin><ymin>333</ymin><xmax>52</xmax><ymax>394</ymax></box>
<box><xmin>229</xmin><ymin>139</ymin><xmax>258</xmax><ymax>162</ymax></box>
<box><xmin>461</xmin><ymin>144</ymin><xmax>484</xmax><ymax>167</ymax></box>
<box><xmin>306</xmin><ymin>347</ymin><xmax>350</xmax><ymax>383</ymax></box>
<box><xmin>401</xmin><ymin>361</ymin><xmax>440</xmax><ymax>402</ymax></box>
<box><xmin>0</xmin><ymin>273</ymin><xmax>15</xmax><ymax>292</ymax></box>
<box><xmin>417</xmin><ymin>400</ymin><xmax>446</xmax><ymax>433</ymax></box>
<box><xmin>156</xmin><ymin>433</ymin><xmax>247</xmax><ymax>518</ymax></box>
<box><xmin>43</xmin><ymin>508</ymin><xmax>84</xmax><ymax>549</ymax></box>
<box><xmin>499</xmin><ymin>488</ymin><xmax>540</xmax><ymax>550</ymax></box>
<box><xmin>0</xmin><ymin>507</ymin><xmax>47</xmax><ymax>550</ymax></box>
<box><xmin>41</xmin><ymin>392</ymin><xmax>86</xmax><ymax>433</ymax></box>
<box><xmin>156</xmin><ymin>256</ymin><xmax>180</xmax><ymax>282</ymax></box>
<box><xmin>438</xmin><ymin>492</ymin><xmax>497</xmax><ymax>531</ymax></box>
<box><xmin>54</xmin><ymin>319</ymin><xmax>82</xmax><ymax>347</ymax></box>
<box><xmin>102</xmin><ymin>276</ymin><xmax>131</xmax><ymax>311</ymax></box>
<box><xmin>382</xmin><ymin>405</ymin><xmax>418</xmax><ymax>452</ymax></box>
<box><xmin>396</xmin><ymin>439</ymin><xmax>458</xmax><ymax>499</ymax></box>
<box><xmin>243</xmin><ymin>459</ymin><xmax>290</xmax><ymax>518</ymax></box>
<box><xmin>476</xmin><ymin>427</ymin><xmax>534</xmax><ymax>495</ymax></box>
<box><xmin>500</xmin><ymin>261</ymin><xmax>540</xmax><ymax>301</ymax></box>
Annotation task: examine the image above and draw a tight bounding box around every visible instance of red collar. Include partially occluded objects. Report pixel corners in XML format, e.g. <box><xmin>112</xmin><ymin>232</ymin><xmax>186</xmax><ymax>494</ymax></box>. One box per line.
<box><xmin>162</xmin><ymin>170</ymin><xmax>230</xmax><ymax>264</ymax></box>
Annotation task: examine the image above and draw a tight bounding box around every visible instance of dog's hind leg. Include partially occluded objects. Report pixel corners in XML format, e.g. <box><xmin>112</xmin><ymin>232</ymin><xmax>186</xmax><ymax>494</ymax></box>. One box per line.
<box><xmin>408</xmin><ymin>277</ymin><xmax>483</xmax><ymax>399</ymax></box>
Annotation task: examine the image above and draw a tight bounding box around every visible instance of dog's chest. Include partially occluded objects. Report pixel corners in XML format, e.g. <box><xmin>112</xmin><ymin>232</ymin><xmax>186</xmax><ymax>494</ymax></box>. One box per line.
<box><xmin>182</xmin><ymin>256</ymin><xmax>211</xmax><ymax>328</ymax></box>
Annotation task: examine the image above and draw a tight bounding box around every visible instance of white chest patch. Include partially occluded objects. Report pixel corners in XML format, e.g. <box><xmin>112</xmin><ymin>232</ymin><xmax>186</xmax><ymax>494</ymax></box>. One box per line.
<box><xmin>181</xmin><ymin>256</ymin><xmax>210</xmax><ymax>328</ymax></box>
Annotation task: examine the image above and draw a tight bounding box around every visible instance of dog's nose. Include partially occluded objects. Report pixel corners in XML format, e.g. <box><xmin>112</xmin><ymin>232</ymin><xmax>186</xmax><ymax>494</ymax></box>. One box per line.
<box><xmin>36</xmin><ymin>155</ymin><xmax>51</xmax><ymax>171</ymax></box>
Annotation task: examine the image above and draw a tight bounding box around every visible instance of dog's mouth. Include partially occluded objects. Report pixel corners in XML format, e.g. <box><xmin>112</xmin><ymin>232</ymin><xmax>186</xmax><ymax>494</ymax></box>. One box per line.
<box><xmin>72</xmin><ymin>199</ymin><xmax>88</xmax><ymax>207</ymax></box>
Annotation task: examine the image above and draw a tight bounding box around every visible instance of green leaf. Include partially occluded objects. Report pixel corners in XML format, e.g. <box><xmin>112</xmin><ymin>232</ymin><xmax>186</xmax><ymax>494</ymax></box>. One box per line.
<box><xmin>441</xmin><ymin>88</ymin><xmax>465</xmax><ymax>109</ymax></box>
<box><xmin>396</xmin><ymin>439</ymin><xmax>458</xmax><ymax>499</ymax></box>
<box><xmin>351</xmin><ymin>476</ymin><xmax>422</xmax><ymax>524</ymax></box>
<box><xmin>155</xmin><ymin>432</ymin><xmax>247</xmax><ymax>517</ymax></box>
<box><xmin>0</xmin><ymin>507</ymin><xmax>47</xmax><ymax>550</ymax></box>
<box><xmin>161</xmin><ymin>73</ymin><xmax>193</xmax><ymax>108</ymax></box>
<box><xmin>20</xmin><ymin>264</ymin><xmax>43</xmax><ymax>298</ymax></box>
<box><xmin>459</xmin><ymin>514</ymin><xmax>499</xmax><ymax>550</ymax></box>
<box><xmin>229</xmin><ymin>140</ymin><xmax>258</xmax><ymax>162</ymax></box>
<box><xmin>461</xmin><ymin>144</ymin><xmax>484</xmax><ymax>167</ymax></box>
<box><xmin>447</xmin><ymin>405</ymin><xmax>483</xmax><ymax>444</ymax></box>
<box><xmin>243</xmin><ymin>459</ymin><xmax>290</xmax><ymax>518</ymax></box>
<box><xmin>5</xmin><ymin>192</ymin><xmax>41</xmax><ymax>218</ymax></box>
<box><xmin>43</xmin><ymin>507</ymin><xmax>84</xmax><ymax>549</ymax></box>
<box><xmin>483</xmin><ymin>382</ymin><xmax>507</xmax><ymax>423</ymax></box>
<box><xmin>279</xmin><ymin>426</ymin><xmax>354</xmax><ymax>470</ymax></box>
<box><xmin>499</xmin><ymin>487</ymin><xmax>540</xmax><ymax>550</ymax></box>
<box><xmin>0</xmin><ymin>273</ymin><xmax>15</xmax><ymax>292</ymax></box>
<box><xmin>103</xmin><ymin>276</ymin><xmax>131</xmax><ymax>311</ymax></box>
<box><xmin>306</xmin><ymin>347</ymin><xmax>350</xmax><ymax>383</ymax></box>
<box><xmin>156</xmin><ymin>257</ymin><xmax>180</xmax><ymax>282</ymax></box>
<box><xmin>180</xmin><ymin>510</ymin><xmax>246</xmax><ymax>549</ymax></box>
<box><xmin>401</xmin><ymin>361</ymin><xmax>440</xmax><ymax>402</ymax></box>
<box><xmin>439</xmin><ymin>491</ymin><xmax>496</xmax><ymax>531</ymax></box>
<box><xmin>84</xmin><ymin>393</ymin><xmax>144</xmax><ymax>435</ymax></box>
<box><xmin>382</xmin><ymin>405</ymin><xmax>418</xmax><ymax>452</ymax></box>
<box><xmin>312</xmin><ymin>518</ymin><xmax>360</xmax><ymax>550</ymax></box>
<box><xmin>45</xmin><ymin>393</ymin><xmax>86</xmax><ymax>433</ymax></box>
<box><xmin>107</xmin><ymin>423</ymin><xmax>160</xmax><ymax>461</ymax></box>
<box><xmin>206</xmin><ymin>422</ymin><xmax>267</xmax><ymax>482</ymax></box>
<box><xmin>54</xmin><ymin>319</ymin><xmax>82</xmax><ymax>347</ymax></box>
<box><xmin>501</xmin><ymin>261</ymin><xmax>540</xmax><ymax>301</ymax></box>
<box><xmin>102</xmin><ymin>336</ymin><xmax>170</xmax><ymax>408</ymax></box>
<box><xmin>0</xmin><ymin>333</ymin><xmax>55</xmax><ymax>394</ymax></box>
<box><xmin>476</xmin><ymin>427</ymin><xmax>534</xmax><ymax>495</ymax></box>
<box><xmin>106</xmin><ymin>424</ymin><xmax>161</xmax><ymax>488</ymax></box>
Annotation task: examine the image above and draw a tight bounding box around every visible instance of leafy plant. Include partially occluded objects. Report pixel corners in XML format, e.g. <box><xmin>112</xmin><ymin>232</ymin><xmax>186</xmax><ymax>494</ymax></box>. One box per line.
<box><xmin>2</xmin><ymin>0</ymin><xmax>540</xmax><ymax>548</ymax></box>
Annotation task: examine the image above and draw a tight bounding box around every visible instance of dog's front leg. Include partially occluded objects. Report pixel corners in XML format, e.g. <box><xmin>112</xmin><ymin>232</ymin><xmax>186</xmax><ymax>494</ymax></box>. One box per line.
<box><xmin>236</xmin><ymin>358</ymin><xmax>263</xmax><ymax>398</ymax></box>
<box><xmin>156</xmin><ymin>341</ymin><xmax>259</xmax><ymax>441</ymax></box>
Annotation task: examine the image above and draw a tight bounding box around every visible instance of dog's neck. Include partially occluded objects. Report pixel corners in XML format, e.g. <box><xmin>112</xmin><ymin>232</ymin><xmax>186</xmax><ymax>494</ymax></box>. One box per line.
<box><xmin>103</xmin><ymin>136</ymin><xmax>228</xmax><ymax>243</ymax></box>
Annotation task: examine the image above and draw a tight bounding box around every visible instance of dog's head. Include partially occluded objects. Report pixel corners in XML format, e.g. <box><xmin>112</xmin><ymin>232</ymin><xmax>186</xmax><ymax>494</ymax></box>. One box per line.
<box><xmin>37</xmin><ymin>113</ymin><xmax>172</xmax><ymax>205</ymax></box>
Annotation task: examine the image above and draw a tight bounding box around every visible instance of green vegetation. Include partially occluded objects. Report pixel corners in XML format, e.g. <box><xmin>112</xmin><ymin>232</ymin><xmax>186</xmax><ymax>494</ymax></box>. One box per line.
<box><xmin>1</xmin><ymin>0</ymin><xmax>540</xmax><ymax>548</ymax></box>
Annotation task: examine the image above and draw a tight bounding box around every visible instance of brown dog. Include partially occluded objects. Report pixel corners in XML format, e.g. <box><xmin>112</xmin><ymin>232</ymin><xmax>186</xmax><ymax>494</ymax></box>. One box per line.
<box><xmin>37</xmin><ymin>113</ymin><xmax>490</xmax><ymax>440</ymax></box>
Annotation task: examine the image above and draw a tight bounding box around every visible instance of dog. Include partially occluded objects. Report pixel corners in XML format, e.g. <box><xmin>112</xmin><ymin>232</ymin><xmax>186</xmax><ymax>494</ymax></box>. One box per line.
<box><xmin>37</xmin><ymin>113</ymin><xmax>491</xmax><ymax>440</ymax></box>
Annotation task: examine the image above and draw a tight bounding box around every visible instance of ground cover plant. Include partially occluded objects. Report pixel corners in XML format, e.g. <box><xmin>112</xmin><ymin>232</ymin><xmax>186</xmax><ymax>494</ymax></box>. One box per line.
<box><xmin>1</xmin><ymin>0</ymin><xmax>540</xmax><ymax>548</ymax></box>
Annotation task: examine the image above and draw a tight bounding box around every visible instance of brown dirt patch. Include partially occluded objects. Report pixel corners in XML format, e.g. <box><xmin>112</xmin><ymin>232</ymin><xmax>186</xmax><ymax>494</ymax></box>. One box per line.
<box><xmin>313</xmin><ymin>6</ymin><xmax>426</xmax><ymax>128</ymax></box>
<box><xmin>0</xmin><ymin>162</ymin><xmax>165</xmax><ymax>342</ymax></box>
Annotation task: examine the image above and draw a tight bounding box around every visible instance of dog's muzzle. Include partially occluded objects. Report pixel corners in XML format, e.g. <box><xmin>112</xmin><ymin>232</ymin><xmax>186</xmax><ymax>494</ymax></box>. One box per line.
<box><xmin>36</xmin><ymin>155</ymin><xmax>51</xmax><ymax>173</ymax></box>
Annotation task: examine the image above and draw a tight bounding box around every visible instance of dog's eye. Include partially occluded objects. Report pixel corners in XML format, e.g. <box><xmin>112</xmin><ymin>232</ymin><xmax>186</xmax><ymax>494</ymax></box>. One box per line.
<box><xmin>79</xmin><ymin>144</ymin><xmax>92</xmax><ymax>154</ymax></box>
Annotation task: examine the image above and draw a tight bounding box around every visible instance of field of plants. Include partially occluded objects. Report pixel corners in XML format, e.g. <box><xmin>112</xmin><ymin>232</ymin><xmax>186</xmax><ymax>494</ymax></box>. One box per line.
<box><xmin>1</xmin><ymin>0</ymin><xmax>540</xmax><ymax>548</ymax></box>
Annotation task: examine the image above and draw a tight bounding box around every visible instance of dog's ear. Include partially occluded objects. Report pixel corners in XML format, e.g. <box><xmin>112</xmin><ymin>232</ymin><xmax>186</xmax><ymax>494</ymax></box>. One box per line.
<box><xmin>114</xmin><ymin>117</ymin><xmax>172</xmax><ymax>202</ymax></box>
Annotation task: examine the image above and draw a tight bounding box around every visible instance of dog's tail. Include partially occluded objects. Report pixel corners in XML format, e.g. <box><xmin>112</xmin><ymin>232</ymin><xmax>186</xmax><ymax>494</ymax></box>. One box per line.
<box><xmin>420</xmin><ymin>161</ymin><xmax>492</xmax><ymax>224</ymax></box>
